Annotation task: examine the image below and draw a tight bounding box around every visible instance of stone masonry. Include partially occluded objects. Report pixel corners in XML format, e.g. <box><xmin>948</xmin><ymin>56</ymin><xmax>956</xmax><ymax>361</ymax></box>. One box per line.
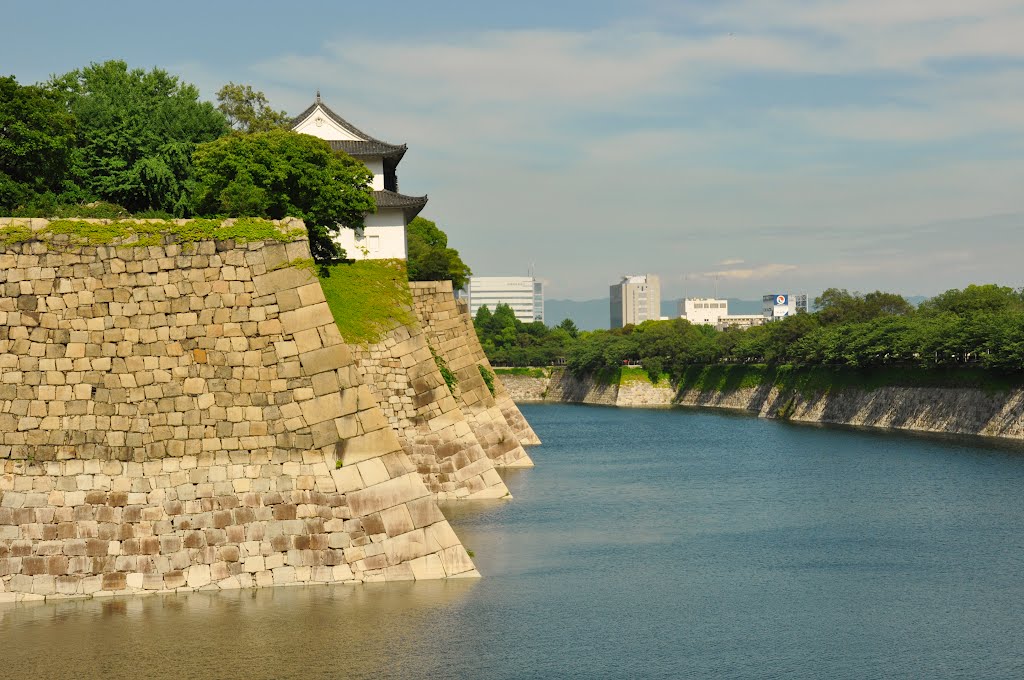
<box><xmin>502</xmin><ymin>367</ymin><xmax>1024</xmax><ymax>442</ymax></box>
<box><xmin>349</xmin><ymin>316</ymin><xmax>511</xmax><ymax>500</ymax></box>
<box><xmin>409</xmin><ymin>282</ymin><xmax>533</xmax><ymax>468</ymax></box>
<box><xmin>450</xmin><ymin>296</ymin><xmax>541</xmax><ymax>446</ymax></box>
<box><xmin>0</xmin><ymin>218</ymin><xmax>477</xmax><ymax>603</ymax></box>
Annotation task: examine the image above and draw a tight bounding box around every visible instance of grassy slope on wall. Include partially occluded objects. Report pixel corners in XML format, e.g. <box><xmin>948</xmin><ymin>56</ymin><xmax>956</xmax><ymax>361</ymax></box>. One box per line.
<box><xmin>317</xmin><ymin>258</ymin><xmax>414</xmax><ymax>345</ymax></box>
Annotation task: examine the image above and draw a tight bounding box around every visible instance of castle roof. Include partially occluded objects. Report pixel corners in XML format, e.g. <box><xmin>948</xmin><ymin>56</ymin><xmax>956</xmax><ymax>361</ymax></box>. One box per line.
<box><xmin>374</xmin><ymin>190</ymin><xmax>428</xmax><ymax>222</ymax></box>
<box><xmin>291</xmin><ymin>94</ymin><xmax>405</xmax><ymax>148</ymax></box>
<box><xmin>328</xmin><ymin>140</ymin><xmax>407</xmax><ymax>161</ymax></box>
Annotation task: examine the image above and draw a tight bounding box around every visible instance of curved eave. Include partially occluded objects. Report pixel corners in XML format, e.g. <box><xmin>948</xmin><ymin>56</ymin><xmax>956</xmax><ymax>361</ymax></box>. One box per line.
<box><xmin>329</xmin><ymin>140</ymin><xmax>408</xmax><ymax>163</ymax></box>
<box><xmin>374</xmin><ymin>190</ymin><xmax>428</xmax><ymax>223</ymax></box>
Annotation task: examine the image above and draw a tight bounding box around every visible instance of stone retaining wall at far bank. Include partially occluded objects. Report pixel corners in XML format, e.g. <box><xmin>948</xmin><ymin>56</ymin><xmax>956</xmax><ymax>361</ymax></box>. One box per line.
<box><xmin>0</xmin><ymin>218</ymin><xmax>477</xmax><ymax>603</ymax></box>
<box><xmin>501</xmin><ymin>368</ymin><xmax>1024</xmax><ymax>442</ymax></box>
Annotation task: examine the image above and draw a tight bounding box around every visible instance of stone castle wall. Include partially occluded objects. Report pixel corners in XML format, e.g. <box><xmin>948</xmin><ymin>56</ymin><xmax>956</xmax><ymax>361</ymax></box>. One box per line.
<box><xmin>449</xmin><ymin>301</ymin><xmax>541</xmax><ymax>446</ymax></box>
<box><xmin>499</xmin><ymin>373</ymin><xmax>549</xmax><ymax>403</ymax></box>
<box><xmin>349</xmin><ymin>316</ymin><xmax>510</xmax><ymax>500</ymax></box>
<box><xmin>409</xmin><ymin>282</ymin><xmax>533</xmax><ymax>468</ymax></box>
<box><xmin>0</xmin><ymin>219</ymin><xmax>477</xmax><ymax>603</ymax></box>
<box><xmin>535</xmin><ymin>368</ymin><xmax>619</xmax><ymax>406</ymax></box>
<box><xmin>501</xmin><ymin>366</ymin><xmax>1024</xmax><ymax>441</ymax></box>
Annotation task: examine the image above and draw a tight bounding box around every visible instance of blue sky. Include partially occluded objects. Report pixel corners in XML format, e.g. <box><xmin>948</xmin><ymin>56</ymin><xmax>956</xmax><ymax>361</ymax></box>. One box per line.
<box><xmin>5</xmin><ymin>0</ymin><xmax>1024</xmax><ymax>301</ymax></box>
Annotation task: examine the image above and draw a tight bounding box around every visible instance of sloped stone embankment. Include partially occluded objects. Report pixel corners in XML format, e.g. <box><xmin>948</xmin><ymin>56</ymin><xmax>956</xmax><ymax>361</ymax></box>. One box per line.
<box><xmin>0</xmin><ymin>218</ymin><xmax>477</xmax><ymax>603</ymax></box>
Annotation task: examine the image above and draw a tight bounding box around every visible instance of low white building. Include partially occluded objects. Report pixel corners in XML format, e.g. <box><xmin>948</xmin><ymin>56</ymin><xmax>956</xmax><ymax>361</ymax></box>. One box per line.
<box><xmin>716</xmin><ymin>315</ymin><xmax>768</xmax><ymax>331</ymax></box>
<box><xmin>762</xmin><ymin>294</ymin><xmax>809</xmax><ymax>321</ymax></box>
<box><xmin>291</xmin><ymin>92</ymin><xmax>427</xmax><ymax>260</ymax></box>
<box><xmin>467</xmin><ymin>276</ymin><xmax>544</xmax><ymax>323</ymax></box>
<box><xmin>679</xmin><ymin>298</ymin><xmax>729</xmax><ymax>325</ymax></box>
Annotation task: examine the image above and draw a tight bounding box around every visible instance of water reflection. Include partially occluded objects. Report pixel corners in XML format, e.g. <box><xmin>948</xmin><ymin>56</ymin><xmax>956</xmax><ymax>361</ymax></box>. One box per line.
<box><xmin>1</xmin><ymin>580</ymin><xmax>479</xmax><ymax>680</ymax></box>
<box><xmin>7</xmin><ymin>404</ymin><xmax>1024</xmax><ymax>679</ymax></box>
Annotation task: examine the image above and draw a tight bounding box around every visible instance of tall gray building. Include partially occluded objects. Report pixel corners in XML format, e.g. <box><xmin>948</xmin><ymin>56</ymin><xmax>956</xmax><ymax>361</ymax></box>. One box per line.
<box><xmin>610</xmin><ymin>274</ymin><xmax>660</xmax><ymax>328</ymax></box>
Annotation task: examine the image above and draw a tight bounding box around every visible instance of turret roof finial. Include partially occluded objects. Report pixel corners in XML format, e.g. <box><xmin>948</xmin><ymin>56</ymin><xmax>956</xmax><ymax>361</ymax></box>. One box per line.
<box><xmin>316</xmin><ymin>89</ymin><xmax>321</xmax><ymax>103</ymax></box>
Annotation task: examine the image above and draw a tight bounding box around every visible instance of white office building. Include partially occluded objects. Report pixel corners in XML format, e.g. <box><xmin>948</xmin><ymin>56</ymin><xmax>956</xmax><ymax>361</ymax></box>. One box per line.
<box><xmin>468</xmin><ymin>277</ymin><xmax>544</xmax><ymax>323</ymax></box>
<box><xmin>291</xmin><ymin>92</ymin><xmax>427</xmax><ymax>260</ymax></box>
<box><xmin>716</xmin><ymin>315</ymin><xmax>768</xmax><ymax>331</ymax></box>
<box><xmin>762</xmin><ymin>294</ymin><xmax>809</xmax><ymax>321</ymax></box>
<box><xmin>610</xmin><ymin>274</ymin><xmax>661</xmax><ymax>328</ymax></box>
<box><xmin>679</xmin><ymin>298</ymin><xmax>729</xmax><ymax>325</ymax></box>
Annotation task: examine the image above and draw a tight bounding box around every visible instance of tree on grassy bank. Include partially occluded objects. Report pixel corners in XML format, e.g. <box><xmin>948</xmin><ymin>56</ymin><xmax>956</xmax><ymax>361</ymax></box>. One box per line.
<box><xmin>47</xmin><ymin>60</ymin><xmax>229</xmax><ymax>215</ymax></box>
<box><xmin>474</xmin><ymin>303</ymin><xmax>577</xmax><ymax>366</ymax></box>
<box><xmin>2</xmin><ymin>65</ymin><xmax>377</xmax><ymax>259</ymax></box>
<box><xmin>406</xmin><ymin>216</ymin><xmax>472</xmax><ymax>290</ymax></box>
<box><xmin>216</xmin><ymin>82</ymin><xmax>290</xmax><ymax>133</ymax></box>
<box><xmin>477</xmin><ymin>286</ymin><xmax>1024</xmax><ymax>381</ymax></box>
<box><xmin>190</xmin><ymin>129</ymin><xmax>375</xmax><ymax>262</ymax></box>
<box><xmin>0</xmin><ymin>76</ymin><xmax>76</xmax><ymax>212</ymax></box>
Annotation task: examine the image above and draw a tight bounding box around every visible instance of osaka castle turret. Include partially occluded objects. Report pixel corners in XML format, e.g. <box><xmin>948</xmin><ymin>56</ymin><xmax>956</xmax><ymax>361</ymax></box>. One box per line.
<box><xmin>291</xmin><ymin>92</ymin><xmax>428</xmax><ymax>259</ymax></box>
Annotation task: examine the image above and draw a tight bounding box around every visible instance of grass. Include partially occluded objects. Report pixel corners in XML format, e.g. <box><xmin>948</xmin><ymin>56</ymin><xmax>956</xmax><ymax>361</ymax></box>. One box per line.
<box><xmin>0</xmin><ymin>217</ymin><xmax>303</xmax><ymax>248</ymax></box>
<box><xmin>433</xmin><ymin>347</ymin><xmax>458</xmax><ymax>394</ymax></box>
<box><xmin>493</xmin><ymin>367</ymin><xmax>549</xmax><ymax>378</ymax></box>
<box><xmin>593</xmin><ymin>366</ymin><xmax>622</xmax><ymax>386</ymax></box>
<box><xmin>676</xmin><ymin>363</ymin><xmax>1024</xmax><ymax>397</ymax></box>
<box><xmin>478</xmin><ymin>364</ymin><xmax>496</xmax><ymax>396</ymax></box>
<box><xmin>316</xmin><ymin>258</ymin><xmax>414</xmax><ymax>345</ymax></box>
<box><xmin>619</xmin><ymin>366</ymin><xmax>672</xmax><ymax>387</ymax></box>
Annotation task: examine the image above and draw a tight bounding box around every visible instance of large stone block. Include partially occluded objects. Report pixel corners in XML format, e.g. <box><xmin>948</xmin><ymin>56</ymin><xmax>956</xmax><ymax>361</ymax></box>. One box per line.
<box><xmin>346</xmin><ymin>473</ymin><xmax>425</xmax><ymax>516</ymax></box>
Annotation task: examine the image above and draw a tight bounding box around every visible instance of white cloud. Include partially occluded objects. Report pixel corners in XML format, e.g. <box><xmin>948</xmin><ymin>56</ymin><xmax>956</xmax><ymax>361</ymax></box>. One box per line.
<box><xmin>236</xmin><ymin>2</ymin><xmax>1024</xmax><ymax>299</ymax></box>
<box><xmin>697</xmin><ymin>263</ymin><xmax>798</xmax><ymax>281</ymax></box>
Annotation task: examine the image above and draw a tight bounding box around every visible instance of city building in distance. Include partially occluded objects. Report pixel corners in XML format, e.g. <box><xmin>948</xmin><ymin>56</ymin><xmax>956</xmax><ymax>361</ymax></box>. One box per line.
<box><xmin>610</xmin><ymin>274</ymin><xmax>660</xmax><ymax>328</ymax></box>
<box><xmin>467</xmin><ymin>276</ymin><xmax>544</xmax><ymax>323</ymax></box>
<box><xmin>679</xmin><ymin>297</ymin><xmax>729</xmax><ymax>325</ymax></box>
<box><xmin>291</xmin><ymin>92</ymin><xmax>427</xmax><ymax>260</ymax></box>
<box><xmin>679</xmin><ymin>297</ymin><xmax>768</xmax><ymax>330</ymax></box>
<box><xmin>715</xmin><ymin>314</ymin><xmax>767</xmax><ymax>331</ymax></box>
<box><xmin>762</xmin><ymin>294</ymin><xmax>809</xmax><ymax>321</ymax></box>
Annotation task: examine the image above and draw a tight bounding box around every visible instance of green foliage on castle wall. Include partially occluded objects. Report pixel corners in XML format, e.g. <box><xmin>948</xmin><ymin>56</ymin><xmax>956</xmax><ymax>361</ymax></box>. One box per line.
<box><xmin>316</xmin><ymin>258</ymin><xmax>414</xmax><ymax>345</ymax></box>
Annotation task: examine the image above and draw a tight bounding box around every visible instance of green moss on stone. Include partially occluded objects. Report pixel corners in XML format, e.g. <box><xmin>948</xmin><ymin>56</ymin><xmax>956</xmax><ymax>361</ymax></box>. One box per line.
<box><xmin>0</xmin><ymin>218</ymin><xmax>303</xmax><ymax>249</ymax></box>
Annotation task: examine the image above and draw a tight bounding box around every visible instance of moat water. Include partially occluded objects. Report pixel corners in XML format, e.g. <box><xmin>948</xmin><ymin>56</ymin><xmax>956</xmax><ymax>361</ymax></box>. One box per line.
<box><xmin>4</xmin><ymin>404</ymin><xmax>1024</xmax><ymax>679</ymax></box>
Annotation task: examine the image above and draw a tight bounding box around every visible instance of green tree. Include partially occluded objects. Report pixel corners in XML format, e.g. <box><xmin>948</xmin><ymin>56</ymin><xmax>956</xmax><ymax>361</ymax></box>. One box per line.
<box><xmin>216</xmin><ymin>83</ymin><xmax>290</xmax><ymax>133</ymax></box>
<box><xmin>191</xmin><ymin>129</ymin><xmax>375</xmax><ymax>262</ymax></box>
<box><xmin>48</xmin><ymin>60</ymin><xmax>229</xmax><ymax>214</ymax></box>
<box><xmin>919</xmin><ymin>284</ymin><xmax>1024</xmax><ymax>317</ymax></box>
<box><xmin>815</xmin><ymin>288</ymin><xmax>913</xmax><ymax>325</ymax></box>
<box><xmin>556</xmin><ymin>318</ymin><xmax>579</xmax><ymax>338</ymax></box>
<box><xmin>406</xmin><ymin>216</ymin><xmax>472</xmax><ymax>289</ymax></box>
<box><xmin>0</xmin><ymin>76</ymin><xmax>76</xmax><ymax>211</ymax></box>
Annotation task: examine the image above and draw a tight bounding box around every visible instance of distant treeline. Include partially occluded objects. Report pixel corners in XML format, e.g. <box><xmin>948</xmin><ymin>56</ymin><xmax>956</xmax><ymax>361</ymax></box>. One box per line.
<box><xmin>476</xmin><ymin>285</ymin><xmax>1024</xmax><ymax>381</ymax></box>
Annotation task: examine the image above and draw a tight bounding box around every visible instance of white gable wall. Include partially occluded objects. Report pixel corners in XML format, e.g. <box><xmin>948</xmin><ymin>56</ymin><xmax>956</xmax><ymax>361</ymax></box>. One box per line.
<box><xmin>292</xmin><ymin>105</ymin><xmax>364</xmax><ymax>141</ymax></box>
<box><xmin>335</xmin><ymin>208</ymin><xmax>407</xmax><ymax>260</ymax></box>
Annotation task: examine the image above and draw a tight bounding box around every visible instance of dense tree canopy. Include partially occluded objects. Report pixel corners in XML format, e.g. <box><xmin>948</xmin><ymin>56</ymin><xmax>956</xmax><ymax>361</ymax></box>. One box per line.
<box><xmin>48</xmin><ymin>60</ymin><xmax>229</xmax><ymax>214</ymax></box>
<box><xmin>216</xmin><ymin>83</ymin><xmax>290</xmax><ymax>133</ymax></box>
<box><xmin>0</xmin><ymin>76</ymin><xmax>76</xmax><ymax>211</ymax></box>
<box><xmin>477</xmin><ymin>286</ymin><xmax>1024</xmax><ymax>379</ymax></box>
<box><xmin>814</xmin><ymin>288</ymin><xmax>915</xmax><ymax>325</ymax></box>
<box><xmin>475</xmin><ymin>303</ymin><xmax>575</xmax><ymax>366</ymax></box>
<box><xmin>406</xmin><ymin>216</ymin><xmax>472</xmax><ymax>290</ymax></box>
<box><xmin>191</xmin><ymin>129</ymin><xmax>376</xmax><ymax>262</ymax></box>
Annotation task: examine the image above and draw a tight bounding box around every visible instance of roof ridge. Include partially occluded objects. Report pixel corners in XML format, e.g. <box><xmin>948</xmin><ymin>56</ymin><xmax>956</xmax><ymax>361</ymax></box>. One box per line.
<box><xmin>289</xmin><ymin>97</ymin><xmax>397</xmax><ymax>146</ymax></box>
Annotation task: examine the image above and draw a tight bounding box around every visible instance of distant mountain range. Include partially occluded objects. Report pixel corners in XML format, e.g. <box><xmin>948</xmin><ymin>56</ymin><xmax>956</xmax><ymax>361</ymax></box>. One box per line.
<box><xmin>545</xmin><ymin>296</ymin><xmax>930</xmax><ymax>331</ymax></box>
